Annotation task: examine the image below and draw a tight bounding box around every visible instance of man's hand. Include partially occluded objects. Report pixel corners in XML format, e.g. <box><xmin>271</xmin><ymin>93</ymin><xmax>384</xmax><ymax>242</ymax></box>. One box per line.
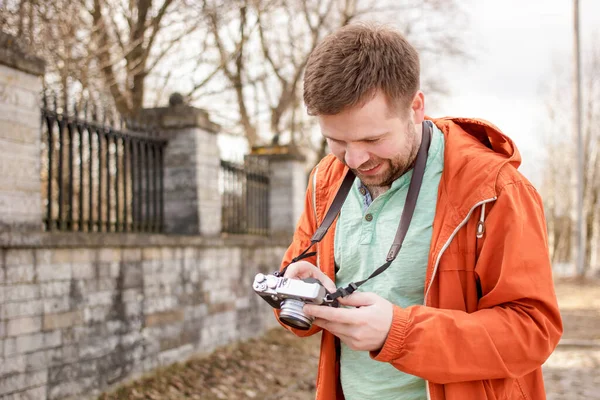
<box><xmin>304</xmin><ymin>292</ymin><xmax>394</xmax><ymax>352</ymax></box>
<box><xmin>283</xmin><ymin>261</ymin><xmax>337</xmax><ymax>293</ymax></box>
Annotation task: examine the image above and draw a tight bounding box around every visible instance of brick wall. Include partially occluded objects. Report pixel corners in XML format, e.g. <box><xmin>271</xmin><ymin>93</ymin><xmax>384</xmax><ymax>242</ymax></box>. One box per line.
<box><xmin>0</xmin><ymin>234</ymin><xmax>287</xmax><ymax>399</ymax></box>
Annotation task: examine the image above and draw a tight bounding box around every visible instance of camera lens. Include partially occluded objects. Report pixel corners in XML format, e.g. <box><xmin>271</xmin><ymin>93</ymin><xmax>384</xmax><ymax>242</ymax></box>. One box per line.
<box><xmin>280</xmin><ymin>299</ymin><xmax>313</xmax><ymax>330</ymax></box>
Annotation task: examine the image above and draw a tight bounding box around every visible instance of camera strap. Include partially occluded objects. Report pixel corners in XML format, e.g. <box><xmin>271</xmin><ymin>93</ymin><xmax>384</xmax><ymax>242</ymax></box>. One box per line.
<box><xmin>279</xmin><ymin>121</ymin><xmax>432</xmax><ymax>302</ymax></box>
<box><xmin>277</xmin><ymin>170</ymin><xmax>356</xmax><ymax>273</ymax></box>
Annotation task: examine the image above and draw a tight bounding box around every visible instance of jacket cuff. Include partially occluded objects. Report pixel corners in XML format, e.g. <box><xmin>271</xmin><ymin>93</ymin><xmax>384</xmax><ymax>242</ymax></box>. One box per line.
<box><xmin>370</xmin><ymin>305</ymin><xmax>409</xmax><ymax>362</ymax></box>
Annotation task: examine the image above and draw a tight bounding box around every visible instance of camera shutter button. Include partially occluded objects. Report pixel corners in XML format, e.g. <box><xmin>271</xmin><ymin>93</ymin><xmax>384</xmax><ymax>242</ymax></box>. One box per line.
<box><xmin>266</xmin><ymin>276</ymin><xmax>278</xmax><ymax>289</ymax></box>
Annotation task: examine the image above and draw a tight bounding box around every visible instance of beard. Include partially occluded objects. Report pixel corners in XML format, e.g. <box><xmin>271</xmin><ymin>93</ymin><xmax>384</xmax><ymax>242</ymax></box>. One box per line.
<box><xmin>351</xmin><ymin>122</ymin><xmax>420</xmax><ymax>188</ymax></box>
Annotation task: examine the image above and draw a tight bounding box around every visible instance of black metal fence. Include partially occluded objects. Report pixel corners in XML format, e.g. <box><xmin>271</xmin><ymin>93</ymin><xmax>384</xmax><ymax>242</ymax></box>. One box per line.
<box><xmin>220</xmin><ymin>158</ymin><xmax>270</xmax><ymax>235</ymax></box>
<box><xmin>41</xmin><ymin>98</ymin><xmax>167</xmax><ymax>233</ymax></box>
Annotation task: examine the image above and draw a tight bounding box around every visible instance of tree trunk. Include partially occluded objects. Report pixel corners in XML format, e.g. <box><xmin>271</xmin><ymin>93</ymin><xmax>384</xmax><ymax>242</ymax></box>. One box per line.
<box><xmin>131</xmin><ymin>72</ymin><xmax>147</xmax><ymax>113</ymax></box>
<box><xmin>92</xmin><ymin>0</ymin><xmax>131</xmax><ymax>116</ymax></box>
<box><xmin>588</xmin><ymin>195</ymin><xmax>600</xmax><ymax>277</ymax></box>
<box><xmin>571</xmin><ymin>0</ymin><xmax>585</xmax><ymax>276</ymax></box>
<box><xmin>232</xmin><ymin>72</ymin><xmax>257</xmax><ymax>146</ymax></box>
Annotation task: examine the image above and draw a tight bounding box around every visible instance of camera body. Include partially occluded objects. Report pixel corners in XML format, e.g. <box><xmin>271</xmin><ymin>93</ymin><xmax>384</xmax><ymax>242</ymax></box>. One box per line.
<box><xmin>253</xmin><ymin>272</ymin><xmax>336</xmax><ymax>330</ymax></box>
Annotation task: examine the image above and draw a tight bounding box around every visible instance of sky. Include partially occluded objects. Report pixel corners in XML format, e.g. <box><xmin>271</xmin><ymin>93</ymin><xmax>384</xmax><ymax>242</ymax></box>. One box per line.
<box><xmin>432</xmin><ymin>0</ymin><xmax>600</xmax><ymax>185</ymax></box>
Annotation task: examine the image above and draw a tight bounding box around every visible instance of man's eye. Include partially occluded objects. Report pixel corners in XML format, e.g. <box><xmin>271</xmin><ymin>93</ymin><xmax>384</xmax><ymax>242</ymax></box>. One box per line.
<box><xmin>364</xmin><ymin>138</ymin><xmax>380</xmax><ymax>143</ymax></box>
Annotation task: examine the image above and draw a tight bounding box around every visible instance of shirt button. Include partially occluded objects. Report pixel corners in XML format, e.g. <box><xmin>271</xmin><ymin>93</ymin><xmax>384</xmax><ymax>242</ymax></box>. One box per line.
<box><xmin>365</xmin><ymin>213</ymin><xmax>373</xmax><ymax>222</ymax></box>
<box><xmin>359</xmin><ymin>187</ymin><xmax>367</xmax><ymax>196</ymax></box>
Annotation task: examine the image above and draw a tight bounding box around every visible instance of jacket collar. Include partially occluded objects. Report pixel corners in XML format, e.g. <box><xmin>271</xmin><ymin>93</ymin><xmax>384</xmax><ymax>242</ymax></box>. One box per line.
<box><xmin>431</xmin><ymin>117</ymin><xmax>520</xmax><ymax>219</ymax></box>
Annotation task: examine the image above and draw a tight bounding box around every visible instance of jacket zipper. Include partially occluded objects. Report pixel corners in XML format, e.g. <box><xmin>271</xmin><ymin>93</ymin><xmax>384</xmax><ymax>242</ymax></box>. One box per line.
<box><xmin>424</xmin><ymin>197</ymin><xmax>497</xmax><ymax>400</ymax></box>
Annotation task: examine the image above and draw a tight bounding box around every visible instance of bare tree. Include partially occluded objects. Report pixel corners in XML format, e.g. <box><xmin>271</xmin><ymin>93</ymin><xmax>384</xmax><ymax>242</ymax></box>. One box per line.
<box><xmin>582</xmin><ymin>44</ymin><xmax>600</xmax><ymax>277</ymax></box>
<box><xmin>540</xmin><ymin>42</ymin><xmax>600</xmax><ymax>277</ymax></box>
<box><xmin>1</xmin><ymin>0</ymin><xmax>95</xmax><ymax>109</ymax></box>
<box><xmin>89</xmin><ymin>0</ymin><xmax>204</xmax><ymax>117</ymax></box>
<box><xmin>539</xmin><ymin>75</ymin><xmax>573</xmax><ymax>265</ymax></box>
<box><xmin>1</xmin><ymin>0</ymin><xmax>205</xmax><ymax>117</ymax></box>
<box><xmin>188</xmin><ymin>0</ymin><xmax>469</xmax><ymax>158</ymax></box>
<box><xmin>200</xmin><ymin>0</ymin><xmax>258</xmax><ymax>145</ymax></box>
<box><xmin>3</xmin><ymin>0</ymin><xmax>468</xmax><ymax>148</ymax></box>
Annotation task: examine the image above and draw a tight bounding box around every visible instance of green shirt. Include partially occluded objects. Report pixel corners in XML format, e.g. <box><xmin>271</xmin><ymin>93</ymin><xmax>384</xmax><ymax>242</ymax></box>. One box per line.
<box><xmin>334</xmin><ymin>123</ymin><xmax>445</xmax><ymax>400</ymax></box>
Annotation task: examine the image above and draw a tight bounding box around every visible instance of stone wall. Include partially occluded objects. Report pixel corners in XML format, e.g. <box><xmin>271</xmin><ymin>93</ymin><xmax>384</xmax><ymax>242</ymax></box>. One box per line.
<box><xmin>135</xmin><ymin>100</ymin><xmax>222</xmax><ymax>236</ymax></box>
<box><xmin>0</xmin><ymin>32</ymin><xmax>45</xmax><ymax>231</ymax></box>
<box><xmin>0</xmin><ymin>33</ymin><xmax>305</xmax><ymax>399</ymax></box>
<box><xmin>250</xmin><ymin>146</ymin><xmax>307</xmax><ymax>237</ymax></box>
<box><xmin>0</xmin><ymin>234</ymin><xmax>287</xmax><ymax>399</ymax></box>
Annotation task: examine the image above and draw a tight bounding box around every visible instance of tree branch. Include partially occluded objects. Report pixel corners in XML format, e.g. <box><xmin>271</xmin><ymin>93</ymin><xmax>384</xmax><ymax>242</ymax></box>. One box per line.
<box><xmin>145</xmin><ymin>0</ymin><xmax>175</xmax><ymax>65</ymax></box>
<box><xmin>104</xmin><ymin>1</ymin><xmax>127</xmax><ymax>54</ymax></box>
<box><xmin>257</xmin><ymin>8</ymin><xmax>285</xmax><ymax>84</ymax></box>
<box><xmin>145</xmin><ymin>23</ymin><xmax>200</xmax><ymax>73</ymax></box>
<box><xmin>92</xmin><ymin>0</ymin><xmax>131</xmax><ymax>115</ymax></box>
<box><xmin>186</xmin><ymin>63</ymin><xmax>224</xmax><ymax>98</ymax></box>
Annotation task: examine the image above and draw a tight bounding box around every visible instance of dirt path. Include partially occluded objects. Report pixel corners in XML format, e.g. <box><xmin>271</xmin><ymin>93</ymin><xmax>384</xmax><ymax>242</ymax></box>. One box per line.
<box><xmin>99</xmin><ymin>279</ymin><xmax>600</xmax><ymax>400</ymax></box>
<box><xmin>543</xmin><ymin>279</ymin><xmax>600</xmax><ymax>400</ymax></box>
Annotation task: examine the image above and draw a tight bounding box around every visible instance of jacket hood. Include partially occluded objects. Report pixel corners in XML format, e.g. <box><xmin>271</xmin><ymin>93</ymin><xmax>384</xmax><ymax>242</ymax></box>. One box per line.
<box><xmin>433</xmin><ymin>117</ymin><xmax>520</xmax><ymax>167</ymax></box>
<box><xmin>430</xmin><ymin>117</ymin><xmax>522</xmax><ymax>216</ymax></box>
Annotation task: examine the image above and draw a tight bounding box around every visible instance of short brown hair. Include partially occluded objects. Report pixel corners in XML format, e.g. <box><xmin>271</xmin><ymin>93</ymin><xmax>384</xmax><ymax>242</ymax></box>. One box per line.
<box><xmin>303</xmin><ymin>23</ymin><xmax>420</xmax><ymax>116</ymax></box>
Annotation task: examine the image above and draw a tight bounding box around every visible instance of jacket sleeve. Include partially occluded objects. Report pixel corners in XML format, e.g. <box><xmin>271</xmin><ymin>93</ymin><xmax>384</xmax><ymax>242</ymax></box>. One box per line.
<box><xmin>370</xmin><ymin>180</ymin><xmax>563</xmax><ymax>383</ymax></box>
<box><xmin>273</xmin><ymin>165</ymin><xmax>323</xmax><ymax>337</ymax></box>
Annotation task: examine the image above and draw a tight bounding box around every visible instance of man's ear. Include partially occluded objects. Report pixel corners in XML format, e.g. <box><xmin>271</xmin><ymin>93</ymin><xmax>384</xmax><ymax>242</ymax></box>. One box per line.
<box><xmin>411</xmin><ymin>91</ymin><xmax>425</xmax><ymax>124</ymax></box>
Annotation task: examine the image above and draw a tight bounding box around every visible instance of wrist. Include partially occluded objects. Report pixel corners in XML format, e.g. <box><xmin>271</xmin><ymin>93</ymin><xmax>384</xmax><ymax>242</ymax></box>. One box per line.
<box><xmin>370</xmin><ymin>305</ymin><xmax>409</xmax><ymax>361</ymax></box>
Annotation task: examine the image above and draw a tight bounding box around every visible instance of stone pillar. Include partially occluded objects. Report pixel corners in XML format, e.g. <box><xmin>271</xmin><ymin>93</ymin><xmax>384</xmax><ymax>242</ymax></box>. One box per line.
<box><xmin>136</xmin><ymin>94</ymin><xmax>221</xmax><ymax>235</ymax></box>
<box><xmin>251</xmin><ymin>145</ymin><xmax>306</xmax><ymax>237</ymax></box>
<box><xmin>0</xmin><ymin>33</ymin><xmax>45</xmax><ymax>231</ymax></box>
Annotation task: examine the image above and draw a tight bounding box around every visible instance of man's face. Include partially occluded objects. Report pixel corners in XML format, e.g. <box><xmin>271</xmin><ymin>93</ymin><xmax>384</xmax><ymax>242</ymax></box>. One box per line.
<box><xmin>319</xmin><ymin>91</ymin><xmax>421</xmax><ymax>188</ymax></box>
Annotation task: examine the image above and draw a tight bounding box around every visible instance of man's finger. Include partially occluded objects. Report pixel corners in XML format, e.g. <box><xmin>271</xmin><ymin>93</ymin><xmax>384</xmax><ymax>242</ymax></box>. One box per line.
<box><xmin>283</xmin><ymin>261</ymin><xmax>314</xmax><ymax>279</ymax></box>
<box><xmin>312</xmin><ymin>317</ymin><xmax>331</xmax><ymax>330</ymax></box>
<box><xmin>304</xmin><ymin>304</ymin><xmax>357</xmax><ymax>324</ymax></box>
<box><xmin>284</xmin><ymin>262</ymin><xmax>336</xmax><ymax>293</ymax></box>
<box><xmin>318</xmin><ymin>275</ymin><xmax>337</xmax><ymax>294</ymax></box>
<box><xmin>311</xmin><ymin>321</ymin><xmax>361</xmax><ymax>351</ymax></box>
<box><xmin>312</xmin><ymin>318</ymin><xmax>353</xmax><ymax>335</ymax></box>
<box><xmin>337</xmin><ymin>291</ymin><xmax>379</xmax><ymax>307</ymax></box>
<box><xmin>309</xmin><ymin>268</ymin><xmax>337</xmax><ymax>293</ymax></box>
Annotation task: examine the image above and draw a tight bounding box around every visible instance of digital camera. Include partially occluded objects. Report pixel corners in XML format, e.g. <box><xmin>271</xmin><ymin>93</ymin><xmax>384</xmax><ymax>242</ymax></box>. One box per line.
<box><xmin>252</xmin><ymin>272</ymin><xmax>337</xmax><ymax>330</ymax></box>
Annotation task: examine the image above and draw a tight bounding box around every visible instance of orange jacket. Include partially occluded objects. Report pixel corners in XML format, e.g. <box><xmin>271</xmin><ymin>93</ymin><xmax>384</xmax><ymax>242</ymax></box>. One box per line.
<box><xmin>276</xmin><ymin>117</ymin><xmax>563</xmax><ymax>400</ymax></box>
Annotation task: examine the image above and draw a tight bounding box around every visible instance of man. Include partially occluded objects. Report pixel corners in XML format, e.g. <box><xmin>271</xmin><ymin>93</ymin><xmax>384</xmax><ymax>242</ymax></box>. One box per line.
<box><xmin>275</xmin><ymin>23</ymin><xmax>562</xmax><ymax>400</ymax></box>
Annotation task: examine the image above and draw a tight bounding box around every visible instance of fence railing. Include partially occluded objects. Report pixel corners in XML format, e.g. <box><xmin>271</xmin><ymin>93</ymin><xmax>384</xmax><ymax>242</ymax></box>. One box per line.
<box><xmin>220</xmin><ymin>158</ymin><xmax>270</xmax><ymax>235</ymax></box>
<box><xmin>41</xmin><ymin>100</ymin><xmax>167</xmax><ymax>233</ymax></box>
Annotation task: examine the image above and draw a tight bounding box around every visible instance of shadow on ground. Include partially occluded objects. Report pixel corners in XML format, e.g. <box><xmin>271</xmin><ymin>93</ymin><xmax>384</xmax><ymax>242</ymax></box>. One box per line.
<box><xmin>98</xmin><ymin>328</ymin><xmax>320</xmax><ymax>400</ymax></box>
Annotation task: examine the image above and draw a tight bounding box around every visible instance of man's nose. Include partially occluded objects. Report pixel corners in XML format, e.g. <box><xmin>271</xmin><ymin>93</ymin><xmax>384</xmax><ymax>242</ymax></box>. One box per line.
<box><xmin>344</xmin><ymin>145</ymin><xmax>369</xmax><ymax>169</ymax></box>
